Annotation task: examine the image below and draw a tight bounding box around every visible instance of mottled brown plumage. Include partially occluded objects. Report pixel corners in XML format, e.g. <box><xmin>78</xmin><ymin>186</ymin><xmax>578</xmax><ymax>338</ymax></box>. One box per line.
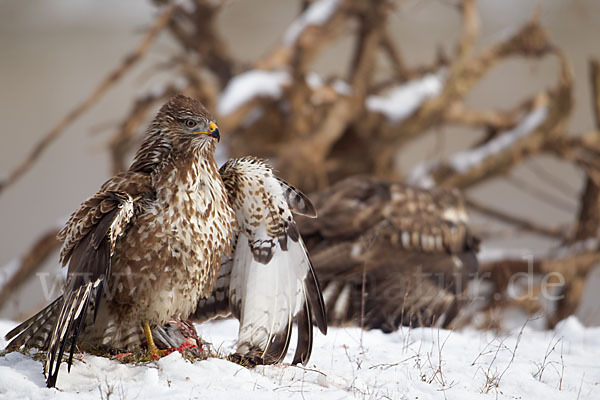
<box><xmin>5</xmin><ymin>97</ymin><xmax>327</xmax><ymax>387</ymax></box>
<box><xmin>6</xmin><ymin>95</ymin><xmax>235</xmax><ymax>387</ymax></box>
<box><xmin>295</xmin><ymin>176</ymin><xmax>479</xmax><ymax>332</ymax></box>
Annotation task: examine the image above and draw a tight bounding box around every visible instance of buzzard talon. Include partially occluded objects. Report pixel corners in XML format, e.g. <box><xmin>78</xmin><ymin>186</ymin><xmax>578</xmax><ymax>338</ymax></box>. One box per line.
<box><xmin>143</xmin><ymin>322</ymin><xmax>167</xmax><ymax>360</ymax></box>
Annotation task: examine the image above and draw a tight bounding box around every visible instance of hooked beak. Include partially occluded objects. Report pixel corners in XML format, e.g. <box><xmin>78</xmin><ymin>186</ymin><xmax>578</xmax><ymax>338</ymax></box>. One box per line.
<box><xmin>209</xmin><ymin>122</ymin><xmax>220</xmax><ymax>142</ymax></box>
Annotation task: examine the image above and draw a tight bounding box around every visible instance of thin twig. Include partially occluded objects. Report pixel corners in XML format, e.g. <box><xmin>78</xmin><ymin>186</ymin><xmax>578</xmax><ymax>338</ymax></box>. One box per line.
<box><xmin>0</xmin><ymin>227</ymin><xmax>61</xmax><ymax>310</ymax></box>
<box><xmin>576</xmin><ymin>372</ymin><xmax>585</xmax><ymax>400</ymax></box>
<box><xmin>0</xmin><ymin>4</ymin><xmax>175</xmax><ymax>196</ymax></box>
<box><xmin>360</xmin><ymin>264</ymin><xmax>366</xmax><ymax>351</ymax></box>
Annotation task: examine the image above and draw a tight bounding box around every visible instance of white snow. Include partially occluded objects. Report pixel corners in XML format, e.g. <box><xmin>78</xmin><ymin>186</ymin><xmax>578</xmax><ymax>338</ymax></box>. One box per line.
<box><xmin>306</xmin><ymin>72</ymin><xmax>324</xmax><ymax>89</ymax></box>
<box><xmin>550</xmin><ymin>238</ymin><xmax>599</xmax><ymax>259</ymax></box>
<box><xmin>217</xmin><ymin>70</ymin><xmax>290</xmax><ymax>116</ymax></box>
<box><xmin>216</xmin><ymin>70</ymin><xmax>351</xmax><ymax>118</ymax></box>
<box><xmin>407</xmin><ymin>160</ymin><xmax>438</xmax><ymax>188</ymax></box>
<box><xmin>449</xmin><ymin>106</ymin><xmax>548</xmax><ymax>173</ymax></box>
<box><xmin>283</xmin><ymin>0</ymin><xmax>341</xmax><ymax>46</ymax></box>
<box><xmin>1</xmin><ymin>317</ymin><xmax>598</xmax><ymax>399</ymax></box>
<box><xmin>305</xmin><ymin>72</ymin><xmax>353</xmax><ymax>96</ymax></box>
<box><xmin>331</xmin><ymin>79</ymin><xmax>352</xmax><ymax>96</ymax></box>
<box><xmin>366</xmin><ymin>73</ymin><xmax>445</xmax><ymax>124</ymax></box>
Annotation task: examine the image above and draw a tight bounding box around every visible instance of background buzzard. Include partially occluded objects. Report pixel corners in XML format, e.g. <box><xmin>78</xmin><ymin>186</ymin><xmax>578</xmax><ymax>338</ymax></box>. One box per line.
<box><xmin>295</xmin><ymin>176</ymin><xmax>480</xmax><ymax>332</ymax></box>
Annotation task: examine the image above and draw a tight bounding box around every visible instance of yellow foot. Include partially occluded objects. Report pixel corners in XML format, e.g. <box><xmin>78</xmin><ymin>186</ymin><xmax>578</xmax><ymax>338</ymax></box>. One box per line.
<box><xmin>141</xmin><ymin>321</ymin><xmax>167</xmax><ymax>361</ymax></box>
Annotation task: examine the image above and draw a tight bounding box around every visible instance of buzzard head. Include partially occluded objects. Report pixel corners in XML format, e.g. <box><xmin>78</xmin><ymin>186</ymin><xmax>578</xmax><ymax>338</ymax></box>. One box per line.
<box><xmin>158</xmin><ymin>94</ymin><xmax>220</xmax><ymax>143</ymax></box>
<box><xmin>130</xmin><ymin>95</ymin><xmax>221</xmax><ymax>173</ymax></box>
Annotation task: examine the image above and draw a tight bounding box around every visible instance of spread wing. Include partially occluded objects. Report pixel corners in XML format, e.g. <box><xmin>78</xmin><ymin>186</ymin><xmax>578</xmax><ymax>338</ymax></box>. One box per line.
<box><xmin>5</xmin><ymin>172</ymin><xmax>152</xmax><ymax>387</ymax></box>
<box><xmin>296</xmin><ymin>176</ymin><xmax>479</xmax><ymax>331</ymax></box>
<box><xmin>192</xmin><ymin>157</ymin><xmax>326</xmax><ymax>365</ymax></box>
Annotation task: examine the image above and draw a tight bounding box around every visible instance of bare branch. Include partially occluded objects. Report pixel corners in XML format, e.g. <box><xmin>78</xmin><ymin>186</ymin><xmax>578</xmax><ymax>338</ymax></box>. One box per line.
<box><xmin>0</xmin><ymin>228</ymin><xmax>61</xmax><ymax>310</ymax></box>
<box><xmin>0</xmin><ymin>4</ymin><xmax>175</xmax><ymax>197</ymax></box>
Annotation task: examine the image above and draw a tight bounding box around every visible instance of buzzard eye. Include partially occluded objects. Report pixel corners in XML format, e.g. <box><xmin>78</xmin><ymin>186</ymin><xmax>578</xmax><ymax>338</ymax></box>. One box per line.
<box><xmin>185</xmin><ymin>119</ymin><xmax>197</xmax><ymax>128</ymax></box>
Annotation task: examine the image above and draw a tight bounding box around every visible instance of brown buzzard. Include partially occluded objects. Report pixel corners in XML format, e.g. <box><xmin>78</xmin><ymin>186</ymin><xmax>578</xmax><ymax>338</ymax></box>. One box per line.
<box><xmin>295</xmin><ymin>176</ymin><xmax>479</xmax><ymax>332</ymax></box>
<box><xmin>4</xmin><ymin>96</ymin><xmax>326</xmax><ymax>387</ymax></box>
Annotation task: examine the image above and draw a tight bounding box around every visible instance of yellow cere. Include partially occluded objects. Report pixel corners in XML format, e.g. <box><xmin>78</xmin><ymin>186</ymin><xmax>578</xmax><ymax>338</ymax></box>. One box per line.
<box><xmin>194</xmin><ymin>121</ymin><xmax>218</xmax><ymax>135</ymax></box>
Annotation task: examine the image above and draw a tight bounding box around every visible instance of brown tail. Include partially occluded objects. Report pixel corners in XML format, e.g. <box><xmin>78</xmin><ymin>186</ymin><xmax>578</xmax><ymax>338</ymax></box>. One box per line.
<box><xmin>5</xmin><ymin>296</ymin><xmax>63</xmax><ymax>351</ymax></box>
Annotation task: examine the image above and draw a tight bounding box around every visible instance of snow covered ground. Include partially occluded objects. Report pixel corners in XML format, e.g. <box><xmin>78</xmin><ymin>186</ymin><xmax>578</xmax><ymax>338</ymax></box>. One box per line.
<box><xmin>0</xmin><ymin>317</ymin><xmax>598</xmax><ymax>399</ymax></box>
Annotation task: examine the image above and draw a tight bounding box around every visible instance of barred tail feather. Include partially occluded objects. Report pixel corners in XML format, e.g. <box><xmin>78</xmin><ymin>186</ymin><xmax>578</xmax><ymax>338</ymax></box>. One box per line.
<box><xmin>45</xmin><ymin>280</ymin><xmax>99</xmax><ymax>388</ymax></box>
<box><xmin>5</xmin><ymin>296</ymin><xmax>64</xmax><ymax>351</ymax></box>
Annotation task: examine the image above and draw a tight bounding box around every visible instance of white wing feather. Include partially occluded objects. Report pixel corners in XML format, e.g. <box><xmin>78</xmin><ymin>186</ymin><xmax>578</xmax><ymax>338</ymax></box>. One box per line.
<box><xmin>231</xmin><ymin>233</ymin><xmax>307</xmax><ymax>362</ymax></box>
<box><xmin>220</xmin><ymin>157</ymin><xmax>326</xmax><ymax>365</ymax></box>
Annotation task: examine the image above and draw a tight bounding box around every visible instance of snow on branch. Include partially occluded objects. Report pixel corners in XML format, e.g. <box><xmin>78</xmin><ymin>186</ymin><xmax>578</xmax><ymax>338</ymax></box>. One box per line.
<box><xmin>283</xmin><ymin>0</ymin><xmax>342</xmax><ymax>46</ymax></box>
<box><xmin>366</xmin><ymin>72</ymin><xmax>445</xmax><ymax>124</ymax></box>
<box><xmin>217</xmin><ymin>69</ymin><xmax>290</xmax><ymax>116</ymax></box>
<box><xmin>408</xmin><ymin>95</ymin><xmax>556</xmax><ymax>190</ymax></box>
<box><xmin>449</xmin><ymin>105</ymin><xmax>548</xmax><ymax>173</ymax></box>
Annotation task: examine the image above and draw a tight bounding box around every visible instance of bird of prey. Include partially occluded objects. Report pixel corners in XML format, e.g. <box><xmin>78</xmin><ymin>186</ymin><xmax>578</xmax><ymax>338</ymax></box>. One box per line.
<box><xmin>4</xmin><ymin>95</ymin><xmax>326</xmax><ymax>387</ymax></box>
<box><xmin>294</xmin><ymin>176</ymin><xmax>479</xmax><ymax>332</ymax></box>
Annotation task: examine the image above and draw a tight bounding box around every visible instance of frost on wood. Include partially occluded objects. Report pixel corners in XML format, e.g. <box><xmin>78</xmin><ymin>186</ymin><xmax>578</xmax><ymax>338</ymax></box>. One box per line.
<box><xmin>217</xmin><ymin>70</ymin><xmax>290</xmax><ymax>116</ymax></box>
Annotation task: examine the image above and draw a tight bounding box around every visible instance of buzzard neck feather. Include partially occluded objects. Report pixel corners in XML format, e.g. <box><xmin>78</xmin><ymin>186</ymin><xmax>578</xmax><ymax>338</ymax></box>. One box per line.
<box><xmin>129</xmin><ymin>127</ymin><xmax>173</xmax><ymax>174</ymax></box>
<box><xmin>152</xmin><ymin>139</ymin><xmax>220</xmax><ymax>192</ymax></box>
